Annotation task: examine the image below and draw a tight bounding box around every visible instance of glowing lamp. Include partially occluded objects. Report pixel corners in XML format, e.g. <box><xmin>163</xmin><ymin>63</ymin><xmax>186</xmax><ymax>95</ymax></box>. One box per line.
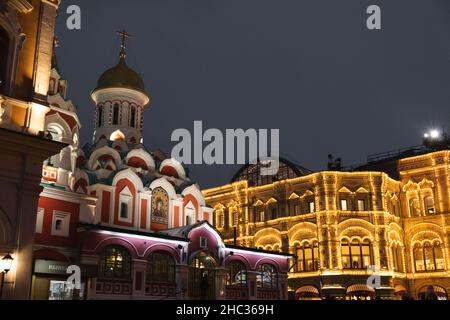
<box><xmin>0</xmin><ymin>254</ymin><xmax>13</xmax><ymax>274</ymax></box>
<box><xmin>429</xmin><ymin>130</ymin><xmax>440</xmax><ymax>139</ymax></box>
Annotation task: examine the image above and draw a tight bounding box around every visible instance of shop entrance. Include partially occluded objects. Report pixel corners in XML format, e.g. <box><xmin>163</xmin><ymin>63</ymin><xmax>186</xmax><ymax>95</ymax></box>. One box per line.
<box><xmin>188</xmin><ymin>252</ymin><xmax>216</xmax><ymax>300</ymax></box>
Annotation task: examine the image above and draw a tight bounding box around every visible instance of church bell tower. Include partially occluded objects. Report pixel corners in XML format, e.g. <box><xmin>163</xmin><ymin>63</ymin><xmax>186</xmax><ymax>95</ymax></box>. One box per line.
<box><xmin>91</xmin><ymin>31</ymin><xmax>150</xmax><ymax>144</ymax></box>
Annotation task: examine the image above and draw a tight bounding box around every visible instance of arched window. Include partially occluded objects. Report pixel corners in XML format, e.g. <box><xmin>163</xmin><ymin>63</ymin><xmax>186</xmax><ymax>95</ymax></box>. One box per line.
<box><xmin>97</xmin><ymin>105</ymin><xmax>104</xmax><ymax>127</ymax></box>
<box><xmin>99</xmin><ymin>245</ymin><xmax>131</xmax><ymax>279</ymax></box>
<box><xmin>296</xmin><ymin>242</ymin><xmax>319</xmax><ymax>272</ymax></box>
<box><xmin>226</xmin><ymin>260</ymin><xmax>247</xmax><ymax>287</ymax></box>
<box><xmin>391</xmin><ymin>244</ymin><xmax>404</xmax><ymax>272</ymax></box>
<box><xmin>256</xmin><ymin>264</ymin><xmax>277</xmax><ymax>289</ymax></box>
<box><xmin>409</xmin><ymin>198</ymin><xmax>420</xmax><ymax>217</ymax></box>
<box><xmin>341</xmin><ymin>239</ymin><xmax>372</xmax><ymax>269</ymax></box>
<box><xmin>112</xmin><ymin>103</ymin><xmax>119</xmax><ymax>125</ymax></box>
<box><xmin>146</xmin><ymin>251</ymin><xmax>175</xmax><ymax>283</ymax></box>
<box><xmin>0</xmin><ymin>27</ymin><xmax>10</xmax><ymax>94</ymax></box>
<box><xmin>424</xmin><ymin>197</ymin><xmax>435</xmax><ymax>215</ymax></box>
<box><xmin>414</xmin><ymin>242</ymin><xmax>445</xmax><ymax>272</ymax></box>
<box><xmin>130</xmin><ymin>105</ymin><xmax>136</xmax><ymax>128</ymax></box>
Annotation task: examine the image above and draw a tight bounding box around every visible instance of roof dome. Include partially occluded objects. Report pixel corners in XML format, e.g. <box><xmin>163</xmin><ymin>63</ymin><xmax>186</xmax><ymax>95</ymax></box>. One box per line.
<box><xmin>95</xmin><ymin>56</ymin><xmax>146</xmax><ymax>93</ymax></box>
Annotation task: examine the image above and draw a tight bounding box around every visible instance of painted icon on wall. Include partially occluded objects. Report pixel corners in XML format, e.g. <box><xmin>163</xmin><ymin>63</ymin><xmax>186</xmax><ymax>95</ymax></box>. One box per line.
<box><xmin>151</xmin><ymin>187</ymin><xmax>169</xmax><ymax>224</ymax></box>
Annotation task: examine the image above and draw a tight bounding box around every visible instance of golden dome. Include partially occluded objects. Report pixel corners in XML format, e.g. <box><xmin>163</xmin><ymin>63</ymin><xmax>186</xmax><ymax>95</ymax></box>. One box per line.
<box><xmin>95</xmin><ymin>56</ymin><xmax>146</xmax><ymax>94</ymax></box>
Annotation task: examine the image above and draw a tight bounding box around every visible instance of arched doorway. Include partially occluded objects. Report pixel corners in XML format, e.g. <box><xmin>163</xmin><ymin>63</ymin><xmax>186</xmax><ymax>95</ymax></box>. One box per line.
<box><xmin>418</xmin><ymin>285</ymin><xmax>448</xmax><ymax>300</ymax></box>
<box><xmin>189</xmin><ymin>252</ymin><xmax>216</xmax><ymax>300</ymax></box>
<box><xmin>0</xmin><ymin>27</ymin><xmax>10</xmax><ymax>94</ymax></box>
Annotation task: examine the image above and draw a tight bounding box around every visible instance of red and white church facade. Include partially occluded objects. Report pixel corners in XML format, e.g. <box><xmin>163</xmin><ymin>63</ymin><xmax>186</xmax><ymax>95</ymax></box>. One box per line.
<box><xmin>31</xmin><ymin>41</ymin><xmax>290</xmax><ymax>300</ymax></box>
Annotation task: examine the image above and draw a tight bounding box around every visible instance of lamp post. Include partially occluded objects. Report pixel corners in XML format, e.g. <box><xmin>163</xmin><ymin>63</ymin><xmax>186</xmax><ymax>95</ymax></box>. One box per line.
<box><xmin>0</xmin><ymin>253</ymin><xmax>13</xmax><ymax>300</ymax></box>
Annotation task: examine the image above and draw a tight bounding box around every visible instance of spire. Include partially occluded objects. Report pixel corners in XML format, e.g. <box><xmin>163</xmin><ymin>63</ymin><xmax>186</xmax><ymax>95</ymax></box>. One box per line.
<box><xmin>117</xmin><ymin>30</ymin><xmax>131</xmax><ymax>60</ymax></box>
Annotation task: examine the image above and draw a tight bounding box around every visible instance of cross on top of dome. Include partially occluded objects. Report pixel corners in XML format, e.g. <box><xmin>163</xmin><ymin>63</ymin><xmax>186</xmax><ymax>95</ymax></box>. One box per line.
<box><xmin>117</xmin><ymin>30</ymin><xmax>131</xmax><ymax>59</ymax></box>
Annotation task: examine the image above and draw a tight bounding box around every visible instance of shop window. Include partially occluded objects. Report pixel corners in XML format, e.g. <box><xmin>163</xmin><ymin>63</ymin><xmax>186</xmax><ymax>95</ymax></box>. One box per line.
<box><xmin>341</xmin><ymin>239</ymin><xmax>372</xmax><ymax>269</ymax></box>
<box><xmin>99</xmin><ymin>245</ymin><xmax>131</xmax><ymax>279</ymax></box>
<box><xmin>226</xmin><ymin>260</ymin><xmax>247</xmax><ymax>287</ymax></box>
<box><xmin>414</xmin><ymin>242</ymin><xmax>445</xmax><ymax>272</ymax></box>
<box><xmin>146</xmin><ymin>251</ymin><xmax>175</xmax><ymax>283</ymax></box>
<box><xmin>296</xmin><ymin>242</ymin><xmax>319</xmax><ymax>272</ymax></box>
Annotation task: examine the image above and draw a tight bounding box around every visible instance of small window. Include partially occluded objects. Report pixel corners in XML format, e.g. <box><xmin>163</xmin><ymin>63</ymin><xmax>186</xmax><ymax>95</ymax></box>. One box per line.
<box><xmin>112</xmin><ymin>103</ymin><xmax>119</xmax><ymax>125</ymax></box>
<box><xmin>308</xmin><ymin>201</ymin><xmax>315</xmax><ymax>213</ymax></box>
<box><xmin>340</xmin><ymin>199</ymin><xmax>348</xmax><ymax>211</ymax></box>
<box><xmin>357</xmin><ymin>199</ymin><xmax>365</xmax><ymax>211</ymax></box>
<box><xmin>200</xmin><ymin>237</ymin><xmax>208</xmax><ymax>249</ymax></box>
<box><xmin>259</xmin><ymin>211</ymin><xmax>265</xmax><ymax>222</ymax></box>
<box><xmin>51</xmin><ymin>211</ymin><xmax>70</xmax><ymax>237</ymax></box>
<box><xmin>294</xmin><ymin>204</ymin><xmax>301</xmax><ymax>215</ymax></box>
<box><xmin>120</xmin><ymin>202</ymin><xmax>128</xmax><ymax>219</ymax></box>
<box><xmin>130</xmin><ymin>105</ymin><xmax>136</xmax><ymax>128</ymax></box>
<box><xmin>424</xmin><ymin>197</ymin><xmax>435</xmax><ymax>215</ymax></box>
<box><xmin>271</xmin><ymin>208</ymin><xmax>277</xmax><ymax>220</ymax></box>
<box><xmin>186</xmin><ymin>215</ymin><xmax>192</xmax><ymax>225</ymax></box>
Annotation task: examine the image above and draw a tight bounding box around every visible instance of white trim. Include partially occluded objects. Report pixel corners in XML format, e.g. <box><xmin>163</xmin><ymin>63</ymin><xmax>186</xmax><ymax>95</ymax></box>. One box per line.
<box><xmin>118</xmin><ymin>186</ymin><xmax>133</xmax><ymax>223</ymax></box>
<box><xmin>94</xmin><ymin>230</ymin><xmax>188</xmax><ymax>246</ymax></box>
<box><xmin>36</xmin><ymin>208</ymin><xmax>44</xmax><ymax>234</ymax></box>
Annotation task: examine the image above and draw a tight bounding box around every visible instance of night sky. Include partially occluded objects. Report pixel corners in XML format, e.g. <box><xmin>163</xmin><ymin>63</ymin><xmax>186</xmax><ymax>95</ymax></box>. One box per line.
<box><xmin>54</xmin><ymin>0</ymin><xmax>450</xmax><ymax>188</ymax></box>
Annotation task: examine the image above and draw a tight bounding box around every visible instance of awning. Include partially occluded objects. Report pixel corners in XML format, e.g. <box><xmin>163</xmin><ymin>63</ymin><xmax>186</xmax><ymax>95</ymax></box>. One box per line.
<box><xmin>394</xmin><ymin>284</ymin><xmax>407</xmax><ymax>295</ymax></box>
<box><xmin>419</xmin><ymin>286</ymin><xmax>447</xmax><ymax>297</ymax></box>
<box><xmin>347</xmin><ymin>284</ymin><xmax>376</xmax><ymax>294</ymax></box>
<box><xmin>296</xmin><ymin>286</ymin><xmax>320</xmax><ymax>295</ymax></box>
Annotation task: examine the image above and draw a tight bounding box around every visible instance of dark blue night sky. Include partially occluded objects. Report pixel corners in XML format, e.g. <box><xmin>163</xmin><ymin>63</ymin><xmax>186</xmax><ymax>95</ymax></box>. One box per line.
<box><xmin>55</xmin><ymin>0</ymin><xmax>450</xmax><ymax>188</ymax></box>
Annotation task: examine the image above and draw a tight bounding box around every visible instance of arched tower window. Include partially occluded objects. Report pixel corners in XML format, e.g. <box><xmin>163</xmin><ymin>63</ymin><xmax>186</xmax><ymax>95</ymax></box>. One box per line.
<box><xmin>0</xmin><ymin>27</ymin><xmax>10</xmax><ymax>94</ymax></box>
<box><xmin>97</xmin><ymin>105</ymin><xmax>104</xmax><ymax>127</ymax></box>
<box><xmin>112</xmin><ymin>103</ymin><xmax>119</xmax><ymax>125</ymax></box>
<box><xmin>130</xmin><ymin>105</ymin><xmax>136</xmax><ymax>128</ymax></box>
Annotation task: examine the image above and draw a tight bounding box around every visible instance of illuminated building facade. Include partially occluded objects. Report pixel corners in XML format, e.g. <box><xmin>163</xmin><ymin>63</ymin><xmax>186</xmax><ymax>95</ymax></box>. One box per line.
<box><xmin>203</xmin><ymin>154</ymin><xmax>450</xmax><ymax>300</ymax></box>
<box><xmin>29</xmin><ymin>33</ymin><xmax>290</xmax><ymax>299</ymax></box>
<box><xmin>0</xmin><ymin>0</ymin><xmax>66</xmax><ymax>299</ymax></box>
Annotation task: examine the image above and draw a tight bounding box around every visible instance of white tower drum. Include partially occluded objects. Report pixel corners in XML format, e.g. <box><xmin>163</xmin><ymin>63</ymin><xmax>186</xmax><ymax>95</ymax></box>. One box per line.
<box><xmin>91</xmin><ymin>31</ymin><xmax>150</xmax><ymax>144</ymax></box>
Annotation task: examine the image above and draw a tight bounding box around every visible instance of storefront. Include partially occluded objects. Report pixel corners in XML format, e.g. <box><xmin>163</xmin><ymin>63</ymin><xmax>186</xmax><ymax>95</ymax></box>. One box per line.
<box><xmin>31</xmin><ymin>259</ymin><xmax>92</xmax><ymax>300</ymax></box>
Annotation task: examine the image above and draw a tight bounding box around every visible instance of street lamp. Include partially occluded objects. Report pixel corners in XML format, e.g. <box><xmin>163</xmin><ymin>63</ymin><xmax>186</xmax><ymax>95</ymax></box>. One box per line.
<box><xmin>0</xmin><ymin>253</ymin><xmax>13</xmax><ymax>299</ymax></box>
